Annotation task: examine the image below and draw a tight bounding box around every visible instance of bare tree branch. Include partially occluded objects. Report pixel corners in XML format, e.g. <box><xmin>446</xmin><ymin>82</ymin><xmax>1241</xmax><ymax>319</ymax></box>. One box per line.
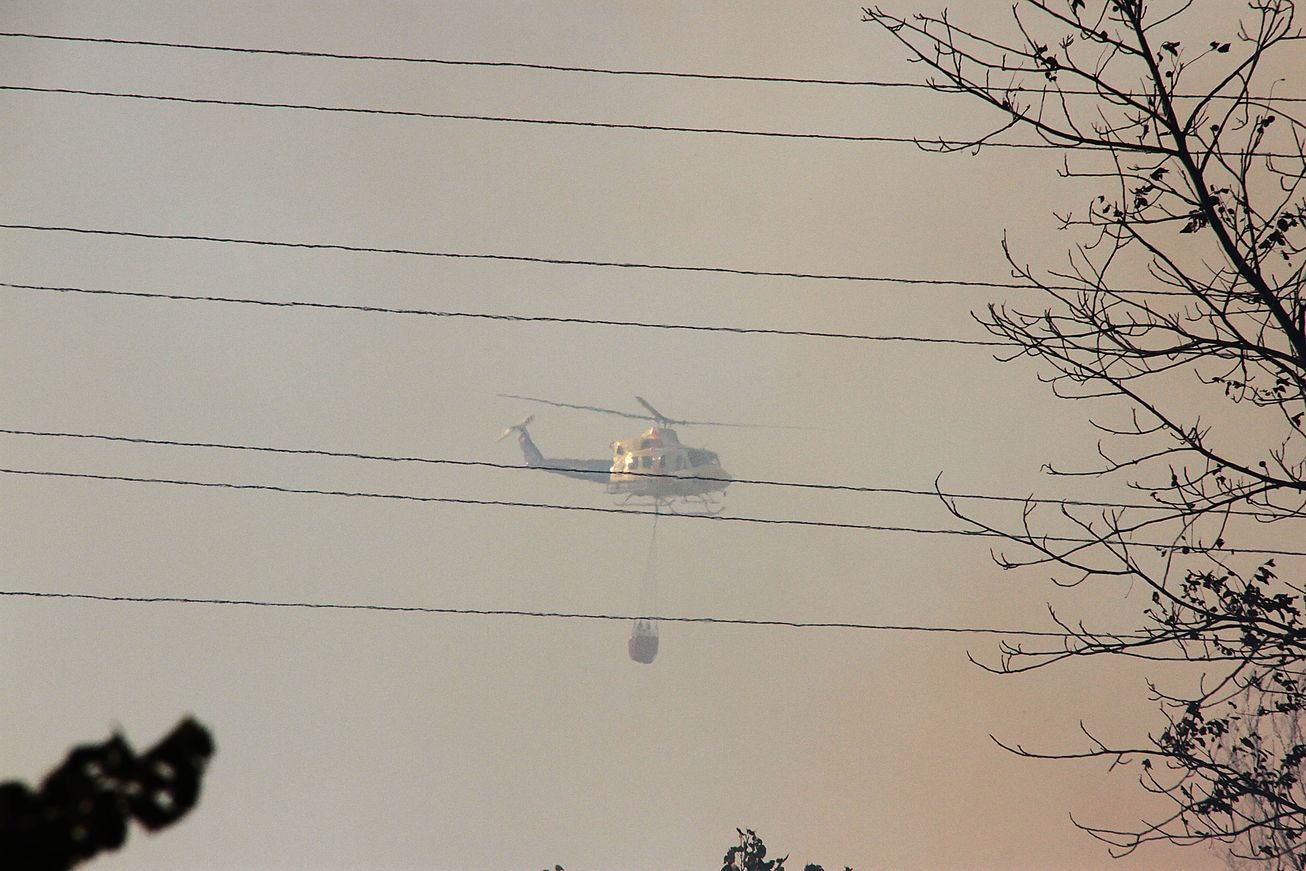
<box><xmin>867</xmin><ymin>1</ymin><xmax>1306</xmax><ymax>862</ymax></box>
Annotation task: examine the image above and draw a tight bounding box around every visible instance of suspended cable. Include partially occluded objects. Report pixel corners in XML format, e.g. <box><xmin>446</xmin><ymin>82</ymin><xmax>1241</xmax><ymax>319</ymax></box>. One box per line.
<box><xmin>2</xmin><ymin>31</ymin><xmax>1300</xmax><ymax>103</ymax></box>
<box><xmin>0</xmin><ymin>224</ymin><xmax>1190</xmax><ymax>297</ymax></box>
<box><xmin>3</xmin><ymin>466</ymin><xmax>1302</xmax><ymax>557</ymax></box>
<box><xmin>0</xmin><ymin>32</ymin><xmax>948</xmax><ymax>88</ymax></box>
<box><xmin>0</xmin><ymin>83</ymin><xmax>1110</xmax><ymax>148</ymax></box>
<box><xmin>0</xmin><ymin>588</ymin><xmax>1128</xmax><ymax>639</ymax></box>
<box><xmin>5</xmin><ymin>83</ymin><xmax>1299</xmax><ymax>158</ymax></box>
<box><xmin>0</xmin><ymin>426</ymin><xmax>1282</xmax><ymax>518</ymax></box>
<box><xmin>0</xmin><ymin>281</ymin><xmax>1005</xmax><ymax>347</ymax></box>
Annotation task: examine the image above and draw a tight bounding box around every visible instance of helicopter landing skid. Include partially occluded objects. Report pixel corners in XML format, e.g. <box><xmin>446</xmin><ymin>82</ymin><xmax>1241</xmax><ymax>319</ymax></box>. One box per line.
<box><xmin>616</xmin><ymin>492</ymin><xmax>724</xmax><ymax>516</ymax></box>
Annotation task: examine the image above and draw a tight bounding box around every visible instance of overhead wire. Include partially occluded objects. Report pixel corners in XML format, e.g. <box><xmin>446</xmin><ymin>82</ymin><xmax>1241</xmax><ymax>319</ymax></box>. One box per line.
<box><xmin>0</xmin><ymin>281</ymin><xmax>1006</xmax><ymax>347</ymax></box>
<box><xmin>0</xmin><ymin>224</ymin><xmax>1191</xmax><ymax>297</ymax></box>
<box><xmin>3</xmin><ymin>466</ymin><xmax>1303</xmax><ymax>557</ymax></box>
<box><xmin>0</xmin><ymin>83</ymin><xmax>1106</xmax><ymax>149</ymax></box>
<box><xmin>4</xmin><ymin>84</ymin><xmax>1299</xmax><ymax>159</ymax></box>
<box><xmin>2</xmin><ymin>31</ymin><xmax>1302</xmax><ymax>103</ymax></box>
<box><xmin>0</xmin><ymin>32</ymin><xmax>949</xmax><ymax>88</ymax></box>
<box><xmin>0</xmin><ymin>588</ymin><xmax>1142</xmax><ymax>640</ymax></box>
<box><xmin>0</xmin><ymin>425</ymin><xmax>1285</xmax><ymax>518</ymax></box>
<box><xmin>2</xmin><ymin>82</ymin><xmax>1295</xmax><ymax>159</ymax></box>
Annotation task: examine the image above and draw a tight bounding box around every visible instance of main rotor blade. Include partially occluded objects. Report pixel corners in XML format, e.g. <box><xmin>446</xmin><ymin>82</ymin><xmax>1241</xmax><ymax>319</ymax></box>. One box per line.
<box><xmin>634</xmin><ymin>396</ymin><xmax>668</xmax><ymax>423</ymax></box>
<box><xmin>497</xmin><ymin>394</ymin><xmax>648</xmax><ymax>422</ymax></box>
<box><xmin>657</xmin><ymin>417</ymin><xmax>822</xmax><ymax>431</ymax></box>
<box><xmin>499</xmin><ymin>393</ymin><xmax>822</xmax><ymax>431</ymax></box>
<box><xmin>635</xmin><ymin>396</ymin><xmax>822</xmax><ymax>430</ymax></box>
<box><xmin>636</xmin><ymin>396</ymin><xmax>827</xmax><ymax>430</ymax></box>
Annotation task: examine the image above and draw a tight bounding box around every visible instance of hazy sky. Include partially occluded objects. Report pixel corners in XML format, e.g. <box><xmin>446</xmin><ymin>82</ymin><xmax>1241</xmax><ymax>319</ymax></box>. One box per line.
<box><xmin>2</xmin><ymin>2</ymin><xmax>1292</xmax><ymax>869</ymax></box>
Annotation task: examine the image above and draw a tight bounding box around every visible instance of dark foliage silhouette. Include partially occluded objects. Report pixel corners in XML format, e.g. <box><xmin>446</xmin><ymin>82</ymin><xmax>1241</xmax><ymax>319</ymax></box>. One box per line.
<box><xmin>0</xmin><ymin>718</ymin><xmax>214</xmax><ymax>870</ymax></box>
<box><xmin>720</xmin><ymin>828</ymin><xmax>849</xmax><ymax>871</ymax></box>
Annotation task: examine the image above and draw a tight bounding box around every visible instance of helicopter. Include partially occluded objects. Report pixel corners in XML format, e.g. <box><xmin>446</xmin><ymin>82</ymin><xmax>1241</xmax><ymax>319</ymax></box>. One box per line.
<box><xmin>496</xmin><ymin>394</ymin><xmax>737</xmax><ymax>510</ymax></box>
<box><xmin>496</xmin><ymin>393</ymin><xmax>815</xmax><ymax>663</ymax></box>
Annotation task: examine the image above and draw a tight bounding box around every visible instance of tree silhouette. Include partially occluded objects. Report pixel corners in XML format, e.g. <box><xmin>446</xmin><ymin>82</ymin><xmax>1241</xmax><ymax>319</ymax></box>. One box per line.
<box><xmin>720</xmin><ymin>828</ymin><xmax>848</xmax><ymax>871</ymax></box>
<box><xmin>722</xmin><ymin>828</ymin><xmax>787</xmax><ymax>871</ymax></box>
<box><xmin>0</xmin><ymin>717</ymin><xmax>214</xmax><ymax>870</ymax></box>
<box><xmin>864</xmin><ymin>0</ymin><xmax>1306</xmax><ymax>863</ymax></box>
<box><xmin>1223</xmin><ymin>681</ymin><xmax>1306</xmax><ymax>870</ymax></box>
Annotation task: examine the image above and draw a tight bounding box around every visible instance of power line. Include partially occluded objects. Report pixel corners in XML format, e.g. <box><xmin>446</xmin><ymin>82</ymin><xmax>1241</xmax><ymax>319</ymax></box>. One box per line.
<box><xmin>0</xmin><ymin>32</ymin><xmax>942</xmax><ymax>89</ymax></box>
<box><xmin>0</xmin><ymin>83</ymin><xmax>1089</xmax><ymax>148</ymax></box>
<box><xmin>3</xmin><ymin>31</ymin><xmax>1302</xmax><ymax>103</ymax></box>
<box><xmin>0</xmin><ymin>224</ymin><xmax>1190</xmax><ymax>297</ymax></box>
<box><xmin>4</xmin><ymin>465</ymin><xmax>1303</xmax><ymax>557</ymax></box>
<box><xmin>0</xmin><ymin>588</ymin><xmax>1117</xmax><ymax>639</ymax></box>
<box><xmin>6</xmin><ymin>83</ymin><xmax>1300</xmax><ymax>158</ymax></box>
<box><xmin>0</xmin><ymin>465</ymin><xmax>1019</xmax><ymax>536</ymax></box>
<box><xmin>0</xmin><ymin>425</ymin><xmax>1278</xmax><ymax>517</ymax></box>
<box><xmin>0</xmin><ymin>281</ymin><xmax>1005</xmax><ymax>347</ymax></box>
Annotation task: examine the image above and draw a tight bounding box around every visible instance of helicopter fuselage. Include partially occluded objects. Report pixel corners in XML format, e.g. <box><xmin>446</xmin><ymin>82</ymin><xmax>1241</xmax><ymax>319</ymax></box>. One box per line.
<box><xmin>607</xmin><ymin>427</ymin><xmax>729</xmax><ymax>498</ymax></box>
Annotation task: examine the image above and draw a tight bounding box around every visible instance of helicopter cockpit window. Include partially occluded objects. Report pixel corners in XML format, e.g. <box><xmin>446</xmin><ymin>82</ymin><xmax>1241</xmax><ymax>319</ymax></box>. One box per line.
<box><xmin>641</xmin><ymin>456</ymin><xmax>653</xmax><ymax>469</ymax></box>
<box><xmin>687</xmin><ymin>450</ymin><xmax>709</xmax><ymax>467</ymax></box>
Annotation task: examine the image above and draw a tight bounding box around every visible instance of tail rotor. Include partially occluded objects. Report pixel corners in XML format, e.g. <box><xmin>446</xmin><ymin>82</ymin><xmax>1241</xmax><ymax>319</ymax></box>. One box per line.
<box><xmin>496</xmin><ymin>414</ymin><xmax>534</xmax><ymax>443</ymax></box>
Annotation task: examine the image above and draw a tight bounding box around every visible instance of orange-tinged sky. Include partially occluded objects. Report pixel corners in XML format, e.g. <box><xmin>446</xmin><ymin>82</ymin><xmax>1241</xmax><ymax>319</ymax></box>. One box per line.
<box><xmin>2</xmin><ymin>2</ymin><xmax>1296</xmax><ymax>868</ymax></box>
